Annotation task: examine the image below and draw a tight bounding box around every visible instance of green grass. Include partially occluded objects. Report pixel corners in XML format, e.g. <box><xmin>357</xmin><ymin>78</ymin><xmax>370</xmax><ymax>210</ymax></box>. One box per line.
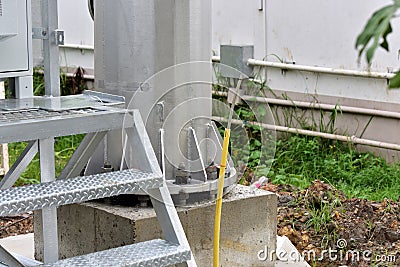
<box><xmin>212</xmin><ymin>77</ymin><xmax>400</xmax><ymax>201</ymax></box>
<box><xmin>269</xmin><ymin>135</ymin><xmax>400</xmax><ymax>201</ymax></box>
<box><xmin>9</xmin><ymin>135</ymin><xmax>84</xmax><ymax>186</ymax></box>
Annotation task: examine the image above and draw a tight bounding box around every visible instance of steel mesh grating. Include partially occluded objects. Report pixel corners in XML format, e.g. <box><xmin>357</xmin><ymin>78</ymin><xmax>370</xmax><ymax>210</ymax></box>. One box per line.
<box><xmin>40</xmin><ymin>239</ymin><xmax>190</xmax><ymax>267</ymax></box>
<box><xmin>0</xmin><ymin>169</ymin><xmax>163</xmax><ymax>216</ymax></box>
<box><xmin>0</xmin><ymin>108</ymin><xmax>101</xmax><ymax>124</ymax></box>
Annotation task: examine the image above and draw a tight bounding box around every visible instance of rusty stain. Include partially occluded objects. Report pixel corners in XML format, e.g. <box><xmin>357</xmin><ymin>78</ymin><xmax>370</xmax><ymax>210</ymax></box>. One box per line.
<box><xmin>200</xmin><ymin>238</ymin><xmax>255</xmax><ymax>253</ymax></box>
<box><xmin>221</xmin><ymin>239</ymin><xmax>254</xmax><ymax>253</ymax></box>
<box><xmin>201</xmin><ymin>239</ymin><xmax>213</xmax><ymax>250</ymax></box>
<box><xmin>283</xmin><ymin>47</ymin><xmax>294</xmax><ymax>62</ymax></box>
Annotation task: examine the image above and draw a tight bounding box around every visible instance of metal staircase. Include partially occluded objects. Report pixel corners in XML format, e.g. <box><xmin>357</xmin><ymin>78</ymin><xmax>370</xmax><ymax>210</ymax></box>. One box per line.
<box><xmin>0</xmin><ymin>93</ymin><xmax>196</xmax><ymax>267</ymax></box>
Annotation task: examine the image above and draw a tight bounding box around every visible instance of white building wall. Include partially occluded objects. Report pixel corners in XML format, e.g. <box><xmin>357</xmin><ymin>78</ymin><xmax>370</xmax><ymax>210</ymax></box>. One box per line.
<box><xmin>32</xmin><ymin>0</ymin><xmax>94</xmax><ymax>70</ymax></box>
<box><xmin>264</xmin><ymin>0</ymin><xmax>400</xmax><ymax>103</ymax></box>
<box><xmin>32</xmin><ymin>0</ymin><xmax>400</xmax><ymax>102</ymax></box>
<box><xmin>57</xmin><ymin>0</ymin><xmax>94</xmax><ymax>70</ymax></box>
<box><xmin>211</xmin><ymin>0</ymin><xmax>266</xmax><ymax>59</ymax></box>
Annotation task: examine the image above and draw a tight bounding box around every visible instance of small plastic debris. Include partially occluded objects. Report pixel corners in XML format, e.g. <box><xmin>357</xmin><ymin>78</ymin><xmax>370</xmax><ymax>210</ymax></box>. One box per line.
<box><xmin>250</xmin><ymin>176</ymin><xmax>268</xmax><ymax>193</ymax></box>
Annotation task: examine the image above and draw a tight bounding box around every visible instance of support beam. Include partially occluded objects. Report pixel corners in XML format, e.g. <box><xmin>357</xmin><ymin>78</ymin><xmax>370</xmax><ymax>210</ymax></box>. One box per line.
<box><xmin>1</xmin><ymin>144</ymin><xmax>9</xmax><ymax>175</ymax></box>
<box><xmin>0</xmin><ymin>81</ymin><xmax>9</xmax><ymax>176</ymax></box>
<box><xmin>41</xmin><ymin>0</ymin><xmax>61</xmax><ymax>97</ymax></box>
<box><xmin>58</xmin><ymin>132</ymin><xmax>107</xmax><ymax>180</ymax></box>
<box><xmin>126</xmin><ymin>111</ymin><xmax>161</xmax><ymax>175</ymax></box>
<box><xmin>39</xmin><ymin>138</ymin><xmax>59</xmax><ymax>263</ymax></box>
<box><xmin>0</xmin><ymin>141</ymin><xmax>38</xmax><ymax>190</ymax></box>
<box><xmin>126</xmin><ymin>111</ymin><xmax>196</xmax><ymax>266</ymax></box>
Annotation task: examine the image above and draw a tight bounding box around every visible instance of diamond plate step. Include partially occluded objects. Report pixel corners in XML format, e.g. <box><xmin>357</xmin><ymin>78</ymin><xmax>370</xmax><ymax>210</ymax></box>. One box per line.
<box><xmin>39</xmin><ymin>239</ymin><xmax>191</xmax><ymax>267</ymax></box>
<box><xmin>0</xmin><ymin>169</ymin><xmax>162</xmax><ymax>216</ymax></box>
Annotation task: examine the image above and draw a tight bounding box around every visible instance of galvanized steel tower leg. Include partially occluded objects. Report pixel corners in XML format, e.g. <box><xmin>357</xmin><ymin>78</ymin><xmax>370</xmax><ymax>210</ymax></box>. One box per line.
<box><xmin>39</xmin><ymin>138</ymin><xmax>59</xmax><ymax>263</ymax></box>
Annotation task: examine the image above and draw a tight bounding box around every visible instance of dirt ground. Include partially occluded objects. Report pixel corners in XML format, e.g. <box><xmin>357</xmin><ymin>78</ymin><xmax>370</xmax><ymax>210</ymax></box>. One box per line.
<box><xmin>0</xmin><ymin>212</ymin><xmax>33</xmax><ymax>238</ymax></box>
<box><xmin>263</xmin><ymin>180</ymin><xmax>400</xmax><ymax>266</ymax></box>
<box><xmin>1</xmin><ymin>181</ymin><xmax>400</xmax><ymax>266</ymax></box>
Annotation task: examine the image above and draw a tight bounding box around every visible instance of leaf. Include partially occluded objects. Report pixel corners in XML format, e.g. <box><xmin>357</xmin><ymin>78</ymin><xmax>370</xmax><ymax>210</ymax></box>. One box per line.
<box><xmin>380</xmin><ymin>23</ymin><xmax>393</xmax><ymax>51</ymax></box>
<box><xmin>355</xmin><ymin>4</ymin><xmax>398</xmax><ymax>63</ymax></box>
<box><xmin>389</xmin><ymin>71</ymin><xmax>400</xmax><ymax>88</ymax></box>
<box><xmin>253</xmin><ymin>139</ymin><xmax>262</xmax><ymax>147</ymax></box>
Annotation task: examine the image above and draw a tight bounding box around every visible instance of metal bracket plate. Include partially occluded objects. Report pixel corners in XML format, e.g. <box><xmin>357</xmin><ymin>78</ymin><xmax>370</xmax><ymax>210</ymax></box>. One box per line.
<box><xmin>32</xmin><ymin>27</ymin><xmax>48</xmax><ymax>40</ymax></box>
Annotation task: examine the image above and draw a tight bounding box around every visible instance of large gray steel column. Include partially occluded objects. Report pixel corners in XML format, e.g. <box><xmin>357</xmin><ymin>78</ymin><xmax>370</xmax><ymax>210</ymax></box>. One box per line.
<box><xmin>93</xmin><ymin>0</ymin><xmax>216</xmax><ymax>200</ymax></box>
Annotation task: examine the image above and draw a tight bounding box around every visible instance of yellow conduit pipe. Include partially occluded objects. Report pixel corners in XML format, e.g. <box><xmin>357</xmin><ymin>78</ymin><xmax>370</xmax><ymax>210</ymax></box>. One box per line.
<box><xmin>213</xmin><ymin>78</ymin><xmax>242</xmax><ymax>267</ymax></box>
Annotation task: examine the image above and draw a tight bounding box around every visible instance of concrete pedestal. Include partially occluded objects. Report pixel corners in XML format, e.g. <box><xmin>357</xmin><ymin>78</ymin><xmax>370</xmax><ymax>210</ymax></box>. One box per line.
<box><xmin>34</xmin><ymin>185</ymin><xmax>277</xmax><ymax>267</ymax></box>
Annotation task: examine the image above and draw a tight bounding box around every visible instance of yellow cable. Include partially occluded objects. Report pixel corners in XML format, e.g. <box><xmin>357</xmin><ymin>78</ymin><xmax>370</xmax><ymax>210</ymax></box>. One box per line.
<box><xmin>213</xmin><ymin>128</ymin><xmax>231</xmax><ymax>267</ymax></box>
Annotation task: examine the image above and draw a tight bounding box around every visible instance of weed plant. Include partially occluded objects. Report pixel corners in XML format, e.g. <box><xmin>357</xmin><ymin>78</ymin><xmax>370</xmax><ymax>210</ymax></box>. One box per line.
<box><xmin>213</xmin><ymin>65</ymin><xmax>400</xmax><ymax>201</ymax></box>
<box><xmin>271</xmin><ymin>134</ymin><xmax>400</xmax><ymax>201</ymax></box>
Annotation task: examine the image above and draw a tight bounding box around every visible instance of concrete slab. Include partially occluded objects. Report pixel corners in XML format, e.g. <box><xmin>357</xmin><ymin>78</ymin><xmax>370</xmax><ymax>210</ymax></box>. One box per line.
<box><xmin>0</xmin><ymin>233</ymin><xmax>34</xmax><ymax>259</ymax></box>
<box><xmin>34</xmin><ymin>185</ymin><xmax>278</xmax><ymax>267</ymax></box>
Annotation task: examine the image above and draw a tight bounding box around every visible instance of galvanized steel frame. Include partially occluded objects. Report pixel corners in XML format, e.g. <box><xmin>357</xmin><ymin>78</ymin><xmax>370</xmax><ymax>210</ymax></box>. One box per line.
<box><xmin>130</xmin><ymin>110</ymin><xmax>196</xmax><ymax>267</ymax></box>
<box><xmin>0</xmin><ymin>108</ymin><xmax>132</xmax><ymax>144</ymax></box>
<box><xmin>40</xmin><ymin>239</ymin><xmax>191</xmax><ymax>267</ymax></box>
<box><xmin>0</xmin><ymin>169</ymin><xmax>163</xmax><ymax>216</ymax></box>
<box><xmin>41</xmin><ymin>0</ymin><xmax>60</xmax><ymax>97</ymax></box>
<box><xmin>0</xmin><ymin>140</ymin><xmax>38</xmax><ymax>190</ymax></box>
<box><xmin>39</xmin><ymin>138</ymin><xmax>59</xmax><ymax>263</ymax></box>
<box><xmin>0</xmin><ymin>109</ymin><xmax>195</xmax><ymax>266</ymax></box>
<box><xmin>57</xmin><ymin>131</ymin><xmax>107</xmax><ymax>180</ymax></box>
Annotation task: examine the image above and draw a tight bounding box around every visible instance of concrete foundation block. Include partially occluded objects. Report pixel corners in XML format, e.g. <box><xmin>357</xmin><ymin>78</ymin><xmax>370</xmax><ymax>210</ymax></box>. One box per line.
<box><xmin>34</xmin><ymin>185</ymin><xmax>277</xmax><ymax>266</ymax></box>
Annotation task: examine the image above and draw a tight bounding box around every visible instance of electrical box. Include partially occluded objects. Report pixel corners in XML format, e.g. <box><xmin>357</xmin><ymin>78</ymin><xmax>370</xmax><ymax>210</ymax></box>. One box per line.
<box><xmin>0</xmin><ymin>0</ymin><xmax>18</xmax><ymax>39</ymax></box>
<box><xmin>220</xmin><ymin>45</ymin><xmax>254</xmax><ymax>78</ymax></box>
<box><xmin>0</xmin><ymin>0</ymin><xmax>32</xmax><ymax>78</ymax></box>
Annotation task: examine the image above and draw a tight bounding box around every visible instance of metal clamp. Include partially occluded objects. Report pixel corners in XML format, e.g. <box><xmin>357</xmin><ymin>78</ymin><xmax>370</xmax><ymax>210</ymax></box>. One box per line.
<box><xmin>32</xmin><ymin>28</ymin><xmax>65</xmax><ymax>46</ymax></box>
<box><xmin>54</xmin><ymin>29</ymin><xmax>65</xmax><ymax>45</ymax></box>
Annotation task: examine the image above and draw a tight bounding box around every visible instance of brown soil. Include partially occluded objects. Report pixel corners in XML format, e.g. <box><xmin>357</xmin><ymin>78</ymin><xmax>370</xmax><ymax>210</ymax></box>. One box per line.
<box><xmin>1</xmin><ymin>181</ymin><xmax>399</xmax><ymax>266</ymax></box>
<box><xmin>0</xmin><ymin>212</ymin><xmax>33</xmax><ymax>238</ymax></box>
<box><xmin>263</xmin><ymin>180</ymin><xmax>400</xmax><ymax>266</ymax></box>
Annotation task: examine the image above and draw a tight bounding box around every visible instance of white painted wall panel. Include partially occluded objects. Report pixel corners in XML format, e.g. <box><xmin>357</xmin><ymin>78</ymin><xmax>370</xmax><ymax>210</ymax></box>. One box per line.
<box><xmin>58</xmin><ymin>0</ymin><xmax>93</xmax><ymax>47</ymax></box>
<box><xmin>34</xmin><ymin>0</ymin><xmax>400</xmax><ymax>103</ymax></box>
<box><xmin>212</xmin><ymin>0</ymin><xmax>266</xmax><ymax>59</ymax></box>
<box><xmin>264</xmin><ymin>0</ymin><xmax>400</xmax><ymax>103</ymax></box>
<box><xmin>58</xmin><ymin>0</ymin><xmax>94</xmax><ymax>69</ymax></box>
<box><xmin>265</xmin><ymin>0</ymin><xmax>400</xmax><ymax>71</ymax></box>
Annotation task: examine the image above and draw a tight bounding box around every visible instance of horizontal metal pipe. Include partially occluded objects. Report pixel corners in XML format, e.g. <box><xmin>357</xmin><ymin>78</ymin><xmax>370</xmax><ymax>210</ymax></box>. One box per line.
<box><xmin>213</xmin><ymin>116</ymin><xmax>400</xmax><ymax>151</ymax></box>
<box><xmin>212</xmin><ymin>56</ymin><xmax>395</xmax><ymax>79</ymax></box>
<box><xmin>64</xmin><ymin>72</ymin><xmax>94</xmax><ymax>80</ymax></box>
<box><xmin>59</xmin><ymin>52</ymin><xmax>395</xmax><ymax>79</ymax></box>
<box><xmin>212</xmin><ymin>91</ymin><xmax>400</xmax><ymax>120</ymax></box>
<box><xmin>212</xmin><ymin>56</ymin><xmax>221</xmax><ymax>63</ymax></box>
<box><xmin>247</xmin><ymin>59</ymin><xmax>395</xmax><ymax>79</ymax></box>
<box><xmin>59</xmin><ymin>44</ymin><xmax>94</xmax><ymax>51</ymax></box>
<box><xmin>36</xmin><ymin>69</ymin><xmax>95</xmax><ymax>81</ymax></box>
